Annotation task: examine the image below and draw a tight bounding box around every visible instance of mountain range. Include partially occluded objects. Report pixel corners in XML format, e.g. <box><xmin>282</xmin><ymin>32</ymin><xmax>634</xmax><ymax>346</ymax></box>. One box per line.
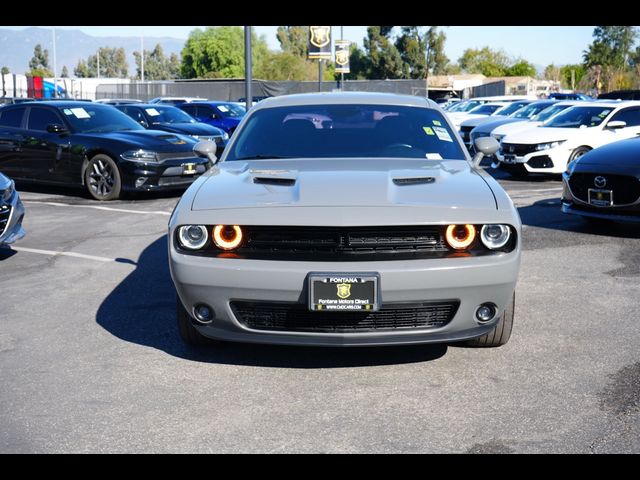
<box><xmin>0</xmin><ymin>27</ymin><xmax>185</xmax><ymax>76</ymax></box>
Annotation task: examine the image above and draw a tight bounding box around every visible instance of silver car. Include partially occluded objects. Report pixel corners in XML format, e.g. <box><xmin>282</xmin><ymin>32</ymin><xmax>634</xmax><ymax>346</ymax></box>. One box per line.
<box><xmin>169</xmin><ymin>93</ymin><xmax>521</xmax><ymax>348</ymax></box>
<box><xmin>0</xmin><ymin>172</ymin><xmax>25</xmax><ymax>247</ymax></box>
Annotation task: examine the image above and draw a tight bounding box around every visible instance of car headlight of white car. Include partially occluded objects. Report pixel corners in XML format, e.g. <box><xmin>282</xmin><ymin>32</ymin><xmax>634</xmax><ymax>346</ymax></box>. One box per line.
<box><xmin>1</xmin><ymin>180</ymin><xmax>15</xmax><ymax>202</ymax></box>
<box><xmin>535</xmin><ymin>140</ymin><xmax>566</xmax><ymax>151</ymax></box>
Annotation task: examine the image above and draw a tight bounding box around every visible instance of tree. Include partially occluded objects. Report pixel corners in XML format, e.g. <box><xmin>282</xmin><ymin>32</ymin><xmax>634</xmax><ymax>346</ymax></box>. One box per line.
<box><xmin>28</xmin><ymin>44</ymin><xmax>53</xmax><ymax>77</ymax></box>
<box><xmin>458</xmin><ymin>47</ymin><xmax>510</xmax><ymax>77</ymax></box>
<box><xmin>544</xmin><ymin>63</ymin><xmax>561</xmax><ymax>82</ymax></box>
<box><xmin>505</xmin><ymin>59</ymin><xmax>537</xmax><ymax>77</ymax></box>
<box><xmin>364</xmin><ymin>26</ymin><xmax>405</xmax><ymax>79</ymax></box>
<box><xmin>61</xmin><ymin>66</ymin><xmax>69</xmax><ymax>78</ymax></box>
<box><xmin>134</xmin><ymin>44</ymin><xmax>179</xmax><ymax>80</ymax></box>
<box><xmin>559</xmin><ymin>64</ymin><xmax>586</xmax><ymax>89</ymax></box>
<box><xmin>344</xmin><ymin>44</ymin><xmax>371</xmax><ymax>80</ymax></box>
<box><xmin>181</xmin><ymin>27</ymin><xmax>269</xmax><ymax>79</ymax></box>
<box><xmin>584</xmin><ymin>26</ymin><xmax>637</xmax><ymax>69</ymax></box>
<box><xmin>276</xmin><ymin>26</ymin><xmax>308</xmax><ymax>57</ymax></box>
<box><xmin>1</xmin><ymin>66</ymin><xmax>9</xmax><ymax>75</ymax></box>
<box><xmin>74</xmin><ymin>47</ymin><xmax>128</xmax><ymax>78</ymax></box>
<box><xmin>426</xmin><ymin>27</ymin><xmax>449</xmax><ymax>75</ymax></box>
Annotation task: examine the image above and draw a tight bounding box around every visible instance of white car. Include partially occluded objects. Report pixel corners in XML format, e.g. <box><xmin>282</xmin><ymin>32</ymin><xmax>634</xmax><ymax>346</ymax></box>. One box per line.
<box><xmin>447</xmin><ymin>102</ymin><xmax>511</xmax><ymax>130</ymax></box>
<box><xmin>491</xmin><ymin>101</ymin><xmax>582</xmax><ymax>144</ymax></box>
<box><xmin>497</xmin><ymin>101</ymin><xmax>640</xmax><ymax>175</ymax></box>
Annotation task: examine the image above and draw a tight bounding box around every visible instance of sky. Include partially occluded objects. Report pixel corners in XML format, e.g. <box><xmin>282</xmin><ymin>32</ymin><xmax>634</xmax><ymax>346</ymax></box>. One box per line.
<box><xmin>5</xmin><ymin>26</ymin><xmax>603</xmax><ymax>66</ymax></box>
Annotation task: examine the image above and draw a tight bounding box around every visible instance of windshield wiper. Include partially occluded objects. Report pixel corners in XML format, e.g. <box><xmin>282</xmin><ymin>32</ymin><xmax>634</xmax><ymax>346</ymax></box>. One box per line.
<box><xmin>236</xmin><ymin>154</ymin><xmax>294</xmax><ymax>160</ymax></box>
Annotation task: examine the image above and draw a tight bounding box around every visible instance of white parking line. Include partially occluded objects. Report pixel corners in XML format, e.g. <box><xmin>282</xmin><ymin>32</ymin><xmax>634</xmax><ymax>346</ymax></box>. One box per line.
<box><xmin>22</xmin><ymin>201</ymin><xmax>171</xmax><ymax>216</ymax></box>
<box><xmin>9</xmin><ymin>246</ymin><xmax>121</xmax><ymax>263</ymax></box>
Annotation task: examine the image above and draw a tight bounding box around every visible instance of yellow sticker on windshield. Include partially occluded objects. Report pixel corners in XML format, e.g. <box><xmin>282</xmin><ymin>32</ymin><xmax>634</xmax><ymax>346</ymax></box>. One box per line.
<box><xmin>432</xmin><ymin>120</ymin><xmax>442</xmax><ymax>126</ymax></box>
<box><xmin>423</xmin><ymin>127</ymin><xmax>435</xmax><ymax>135</ymax></box>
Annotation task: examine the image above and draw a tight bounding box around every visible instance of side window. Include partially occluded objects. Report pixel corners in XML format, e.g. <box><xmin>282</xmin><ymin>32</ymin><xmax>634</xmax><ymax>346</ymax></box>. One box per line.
<box><xmin>181</xmin><ymin>105</ymin><xmax>196</xmax><ymax>117</ymax></box>
<box><xmin>28</xmin><ymin>107</ymin><xmax>63</xmax><ymax>131</ymax></box>
<box><xmin>200</xmin><ymin>106</ymin><xmax>215</xmax><ymax>118</ymax></box>
<box><xmin>611</xmin><ymin>108</ymin><xmax>640</xmax><ymax>127</ymax></box>
<box><xmin>0</xmin><ymin>107</ymin><xmax>26</xmax><ymax>128</ymax></box>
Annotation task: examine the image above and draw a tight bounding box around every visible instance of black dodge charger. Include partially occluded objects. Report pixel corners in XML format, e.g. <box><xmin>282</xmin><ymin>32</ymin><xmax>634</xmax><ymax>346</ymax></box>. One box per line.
<box><xmin>562</xmin><ymin>137</ymin><xmax>640</xmax><ymax>223</ymax></box>
<box><xmin>0</xmin><ymin>101</ymin><xmax>212</xmax><ymax>200</ymax></box>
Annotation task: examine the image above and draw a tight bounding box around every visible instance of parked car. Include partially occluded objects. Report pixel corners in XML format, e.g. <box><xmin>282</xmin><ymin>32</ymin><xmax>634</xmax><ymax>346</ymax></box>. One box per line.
<box><xmin>177</xmin><ymin>101</ymin><xmax>246</xmax><ymax>134</ymax></box>
<box><xmin>0</xmin><ymin>97</ymin><xmax>36</xmax><ymax>106</ymax></box>
<box><xmin>497</xmin><ymin>101</ymin><xmax>640</xmax><ymax>176</ymax></box>
<box><xmin>94</xmin><ymin>98</ymin><xmax>143</xmax><ymax>105</ymax></box>
<box><xmin>447</xmin><ymin>102</ymin><xmax>511</xmax><ymax>131</ymax></box>
<box><xmin>0</xmin><ymin>171</ymin><xmax>25</xmax><ymax>247</ymax></box>
<box><xmin>149</xmin><ymin>97</ymin><xmax>206</xmax><ymax>105</ymax></box>
<box><xmin>598</xmin><ymin>90</ymin><xmax>640</xmax><ymax>101</ymax></box>
<box><xmin>115</xmin><ymin>104</ymin><xmax>229</xmax><ymax>153</ymax></box>
<box><xmin>548</xmin><ymin>93</ymin><xmax>593</xmax><ymax>101</ymax></box>
<box><xmin>562</xmin><ymin>137</ymin><xmax>640</xmax><ymax>223</ymax></box>
<box><xmin>0</xmin><ymin>101</ymin><xmax>212</xmax><ymax>201</ymax></box>
<box><xmin>169</xmin><ymin>93</ymin><xmax>521</xmax><ymax>348</ymax></box>
<box><xmin>459</xmin><ymin>101</ymin><xmax>532</xmax><ymax>148</ymax></box>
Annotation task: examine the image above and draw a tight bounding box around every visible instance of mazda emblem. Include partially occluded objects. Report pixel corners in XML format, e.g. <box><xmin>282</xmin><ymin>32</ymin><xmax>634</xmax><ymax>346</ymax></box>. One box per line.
<box><xmin>594</xmin><ymin>176</ymin><xmax>607</xmax><ymax>188</ymax></box>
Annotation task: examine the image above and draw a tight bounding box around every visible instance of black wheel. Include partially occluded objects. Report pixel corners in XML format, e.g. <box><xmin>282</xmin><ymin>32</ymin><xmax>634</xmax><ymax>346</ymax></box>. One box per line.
<box><xmin>177</xmin><ymin>297</ymin><xmax>217</xmax><ymax>346</ymax></box>
<box><xmin>84</xmin><ymin>154</ymin><xmax>122</xmax><ymax>201</ymax></box>
<box><xmin>568</xmin><ymin>146</ymin><xmax>591</xmax><ymax>162</ymax></box>
<box><xmin>466</xmin><ymin>292</ymin><xmax>515</xmax><ymax>348</ymax></box>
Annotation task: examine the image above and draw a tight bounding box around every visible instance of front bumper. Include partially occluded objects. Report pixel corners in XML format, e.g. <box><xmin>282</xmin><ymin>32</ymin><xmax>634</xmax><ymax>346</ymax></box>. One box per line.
<box><xmin>119</xmin><ymin>157</ymin><xmax>212</xmax><ymax>192</ymax></box>
<box><xmin>0</xmin><ymin>192</ymin><xmax>26</xmax><ymax>246</ymax></box>
<box><xmin>169</xmin><ymin>250</ymin><xmax>520</xmax><ymax>346</ymax></box>
<box><xmin>497</xmin><ymin>145</ymin><xmax>571</xmax><ymax>174</ymax></box>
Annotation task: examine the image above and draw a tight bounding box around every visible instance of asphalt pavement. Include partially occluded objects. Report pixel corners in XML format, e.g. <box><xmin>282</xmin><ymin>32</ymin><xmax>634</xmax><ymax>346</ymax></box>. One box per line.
<box><xmin>0</xmin><ymin>168</ymin><xmax>638</xmax><ymax>453</ymax></box>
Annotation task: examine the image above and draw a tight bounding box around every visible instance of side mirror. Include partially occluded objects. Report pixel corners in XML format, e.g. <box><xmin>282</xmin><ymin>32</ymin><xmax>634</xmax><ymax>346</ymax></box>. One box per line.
<box><xmin>194</xmin><ymin>140</ymin><xmax>218</xmax><ymax>164</ymax></box>
<box><xmin>472</xmin><ymin>136</ymin><xmax>500</xmax><ymax>167</ymax></box>
<box><xmin>47</xmin><ymin>123</ymin><xmax>68</xmax><ymax>134</ymax></box>
<box><xmin>606</xmin><ymin>120</ymin><xmax>626</xmax><ymax>130</ymax></box>
<box><xmin>140</xmin><ymin>120</ymin><xmax>149</xmax><ymax>128</ymax></box>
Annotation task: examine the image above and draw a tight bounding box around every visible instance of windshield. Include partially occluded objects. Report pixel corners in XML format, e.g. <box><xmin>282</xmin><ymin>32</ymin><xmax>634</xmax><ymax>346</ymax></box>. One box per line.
<box><xmin>498</xmin><ymin>102</ymin><xmax>529</xmax><ymax>116</ymax></box>
<box><xmin>512</xmin><ymin>103</ymin><xmax>549</xmax><ymax>120</ymax></box>
<box><xmin>468</xmin><ymin>104</ymin><xmax>504</xmax><ymax>115</ymax></box>
<box><xmin>59</xmin><ymin>105</ymin><xmax>144</xmax><ymax>133</ymax></box>
<box><xmin>458</xmin><ymin>100</ymin><xmax>485</xmax><ymax>112</ymax></box>
<box><xmin>144</xmin><ymin>106</ymin><xmax>195</xmax><ymax>124</ymax></box>
<box><xmin>533</xmin><ymin>104</ymin><xmax>571</xmax><ymax>122</ymax></box>
<box><xmin>446</xmin><ymin>101</ymin><xmax>467</xmax><ymax>112</ymax></box>
<box><xmin>216</xmin><ymin>103</ymin><xmax>246</xmax><ymax>118</ymax></box>
<box><xmin>543</xmin><ymin>106</ymin><xmax>614</xmax><ymax>128</ymax></box>
<box><xmin>226</xmin><ymin>104</ymin><xmax>466</xmax><ymax>161</ymax></box>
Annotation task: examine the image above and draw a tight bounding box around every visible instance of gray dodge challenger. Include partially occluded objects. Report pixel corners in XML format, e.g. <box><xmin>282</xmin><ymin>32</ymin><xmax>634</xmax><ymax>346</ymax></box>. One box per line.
<box><xmin>169</xmin><ymin>92</ymin><xmax>521</xmax><ymax>348</ymax></box>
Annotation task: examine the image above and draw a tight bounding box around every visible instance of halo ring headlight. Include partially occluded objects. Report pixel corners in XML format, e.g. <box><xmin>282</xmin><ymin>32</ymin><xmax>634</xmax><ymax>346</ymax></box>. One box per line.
<box><xmin>480</xmin><ymin>224</ymin><xmax>511</xmax><ymax>250</ymax></box>
<box><xmin>213</xmin><ymin>225</ymin><xmax>243</xmax><ymax>250</ymax></box>
<box><xmin>445</xmin><ymin>224</ymin><xmax>476</xmax><ymax>250</ymax></box>
<box><xmin>178</xmin><ymin>225</ymin><xmax>208</xmax><ymax>250</ymax></box>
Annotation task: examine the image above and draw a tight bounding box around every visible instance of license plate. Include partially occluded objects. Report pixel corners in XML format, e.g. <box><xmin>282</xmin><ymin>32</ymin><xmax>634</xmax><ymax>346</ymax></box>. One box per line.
<box><xmin>589</xmin><ymin>188</ymin><xmax>613</xmax><ymax>207</ymax></box>
<box><xmin>503</xmin><ymin>154</ymin><xmax>516</xmax><ymax>164</ymax></box>
<box><xmin>308</xmin><ymin>273</ymin><xmax>380</xmax><ymax>312</ymax></box>
<box><xmin>182</xmin><ymin>163</ymin><xmax>197</xmax><ymax>175</ymax></box>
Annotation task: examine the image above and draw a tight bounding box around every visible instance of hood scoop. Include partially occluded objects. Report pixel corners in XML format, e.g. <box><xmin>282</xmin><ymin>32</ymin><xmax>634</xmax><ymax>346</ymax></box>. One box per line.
<box><xmin>392</xmin><ymin>177</ymin><xmax>436</xmax><ymax>186</ymax></box>
<box><xmin>253</xmin><ymin>177</ymin><xmax>296</xmax><ymax>186</ymax></box>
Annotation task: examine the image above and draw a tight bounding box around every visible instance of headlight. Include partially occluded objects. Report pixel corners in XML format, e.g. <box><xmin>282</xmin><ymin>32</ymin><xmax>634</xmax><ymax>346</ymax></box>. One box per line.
<box><xmin>121</xmin><ymin>149</ymin><xmax>159</xmax><ymax>162</ymax></box>
<box><xmin>212</xmin><ymin>225</ymin><xmax>243</xmax><ymax>250</ymax></box>
<box><xmin>535</xmin><ymin>140</ymin><xmax>566</xmax><ymax>151</ymax></box>
<box><xmin>178</xmin><ymin>225</ymin><xmax>209</xmax><ymax>250</ymax></box>
<box><xmin>222</xmin><ymin>132</ymin><xmax>229</xmax><ymax>141</ymax></box>
<box><xmin>480</xmin><ymin>224</ymin><xmax>511</xmax><ymax>250</ymax></box>
<box><xmin>445</xmin><ymin>224</ymin><xmax>476</xmax><ymax>250</ymax></box>
<box><xmin>1</xmin><ymin>180</ymin><xmax>15</xmax><ymax>202</ymax></box>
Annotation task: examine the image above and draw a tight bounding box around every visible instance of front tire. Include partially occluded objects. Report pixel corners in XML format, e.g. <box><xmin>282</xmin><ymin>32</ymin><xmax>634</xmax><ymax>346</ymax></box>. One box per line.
<box><xmin>466</xmin><ymin>292</ymin><xmax>515</xmax><ymax>348</ymax></box>
<box><xmin>84</xmin><ymin>154</ymin><xmax>122</xmax><ymax>201</ymax></box>
<box><xmin>568</xmin><ymin>146</ymin><xmax>591</xmax><ymax>163</ymax></box>
<box><xmin>177</xmin><ymin>297</ymin><xmax>217</xmax><ymax>346</ymax></box>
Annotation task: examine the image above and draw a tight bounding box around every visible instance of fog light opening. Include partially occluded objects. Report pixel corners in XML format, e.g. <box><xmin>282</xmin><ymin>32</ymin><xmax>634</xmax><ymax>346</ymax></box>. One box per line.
<box><xmin>475</xmin><ymin>303</ymin><xmax>497</xmax><ymax>323</ymax></box>
<box><xmin>135</xmin><ymin>177</ymin><xmax>148</xmax><ymax>188</ymax></box>
<box><xmin>193</xmin><ymin>304</ymin><xmax>215</xmax><ymax>324</ymax></box>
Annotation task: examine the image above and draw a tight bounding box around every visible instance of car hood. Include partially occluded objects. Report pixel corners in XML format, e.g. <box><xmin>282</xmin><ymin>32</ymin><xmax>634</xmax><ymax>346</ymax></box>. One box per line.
<box><xmin>461</xmin><ymin>115</ymin><xmax>506</xmax><ymax>128</ymax></box>
<box><xmin>150</xmin><ymin>122</ymin><xmax>223</xmax><ymax>136</ymax></box>
<box><xmin>474</xmin><ymin>118</ymin><xmax>524</xmax><ymax>134</ymax></box>
<box><xmin>192</xmin><ymin>158</ymin><xmax>497</xmax><ymax>213</ymax></box>
<box><xmin>78</xmin><ymin>130</ymin><xmax>198</xmax><ymax>151</ymax></box>
<box><xmin>576</xmin><ymin>137</ymin><xmax>640</xmax><ymax>168</ymax></box>
<box><xmin>503</xmin><ymin>126</ymin><xmax>585</xmax><ymax>145</ymax></box>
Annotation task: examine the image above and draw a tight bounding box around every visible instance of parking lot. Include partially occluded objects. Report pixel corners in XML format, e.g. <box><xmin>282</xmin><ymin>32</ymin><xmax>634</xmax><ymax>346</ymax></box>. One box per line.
<box><xmin>1</xmin><ymin>168</ymin><xmax>639</xmax><ymax>454</ymax></box>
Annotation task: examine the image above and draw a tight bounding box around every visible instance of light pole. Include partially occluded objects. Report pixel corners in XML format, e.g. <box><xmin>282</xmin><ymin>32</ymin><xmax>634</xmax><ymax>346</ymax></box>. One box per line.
<box><xmin>244</xmin><ymin>26</ymin><xmax>252</xmax><ymax>110</ymax></box>
<box><xmin>141</xmin><ymin>36</ymin><xmax>144</xmax><ymax>82</ymax></box>
<box><xmin>340</xmin><ymin>26</ymin><xmax>344</xmax><ymax>90</ymax></box>
<box><xmin>96</xmin><ymin>48</ymin><xmax>100</xmax><ymax>78</ymax></box>
<box><xmin>52</xmin><ymin>27</ymin><xmax>57</xmax><ymax>98</ymax></box>
<box><xmin>425</xmin><ymin>29</ymin><xmax>430</xmax><ymax>101</ymax></box>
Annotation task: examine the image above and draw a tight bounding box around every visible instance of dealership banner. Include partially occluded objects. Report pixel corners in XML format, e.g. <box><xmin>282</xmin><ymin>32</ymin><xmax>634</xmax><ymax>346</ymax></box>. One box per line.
<box><xmin>335</xmin><ymin>40</ymin><xmax>350</xmax><ymax>73</ymax></box>
<box><xmin>308</xmin><ymin>26</ymin><xmax>332</xmax><ymax>60</ymax></box>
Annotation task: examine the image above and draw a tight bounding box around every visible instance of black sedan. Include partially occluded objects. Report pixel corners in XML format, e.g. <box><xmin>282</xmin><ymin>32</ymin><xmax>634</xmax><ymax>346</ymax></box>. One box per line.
<box><xmin>115</xmin><ymin>104</ymin><xmax>228</xmax><ymax>152</ymax></box>
<box><xmin>562</xmin><ymin>137</ymin><xmax>640</xmax><ymax>223</ymax></box>
<box><xmin>0</xmin><ymin>101</ymin><xmax>212</xmax><ymax>201</ymax></box>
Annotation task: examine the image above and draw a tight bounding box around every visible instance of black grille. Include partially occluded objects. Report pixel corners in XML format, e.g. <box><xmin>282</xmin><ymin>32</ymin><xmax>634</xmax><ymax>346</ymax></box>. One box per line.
<box><xmin>460</xmin><ymin>126</ymin><xmax>473</xmax><ymax>141</ymax></box>
<box><xmin>569</xmin><ymin>173</ymin><xmax>640</xmax><ymax>205</ymax></box>
<box><xmin>500</xmin><ymin>143</ymin><xmax>537</xmax><ymax>156</ymax></box>
<box><xmin>0</xmin><ymin>204</ymin><xmax>10</xmax><ymax>236</ymax></box>
<box><xmin>234</xmin><ymin>226</ymin><xmax>449</xmax><ymax>261</ymax></box>
<box><xmin>158</xmin><ymin>176</ymin><xmax>201</xmax><ymax>187</ymax></box>
<box><xmin>526</xmin><ymin>155</ymin><xmax>554</xmax><ymax>169</ymax></box>
<box><xmin>232</xmin><ymin>301</ymin><xmax>460</xmax><ymax>333</ymax></box>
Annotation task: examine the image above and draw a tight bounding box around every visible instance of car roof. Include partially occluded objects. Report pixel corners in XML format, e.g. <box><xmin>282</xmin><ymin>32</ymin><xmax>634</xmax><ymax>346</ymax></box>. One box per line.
<box><xmin>116</xmin><ymin>103</ymin><xmax>180</xmax><ymax>109</ymax></box>
<box><xmin>563</xmin><ymin>100</ymin><xmax>640</xmax><ymax>108</ymax></box>
<box><xmin>1</xmin><ymin>101</ymin><xmax>111</xmax><ymax>108</ymax></box>
<box><xmin>250</xmin><ymin>92</ymin><xmax>436</xmax><ymax>110</ymax></box>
